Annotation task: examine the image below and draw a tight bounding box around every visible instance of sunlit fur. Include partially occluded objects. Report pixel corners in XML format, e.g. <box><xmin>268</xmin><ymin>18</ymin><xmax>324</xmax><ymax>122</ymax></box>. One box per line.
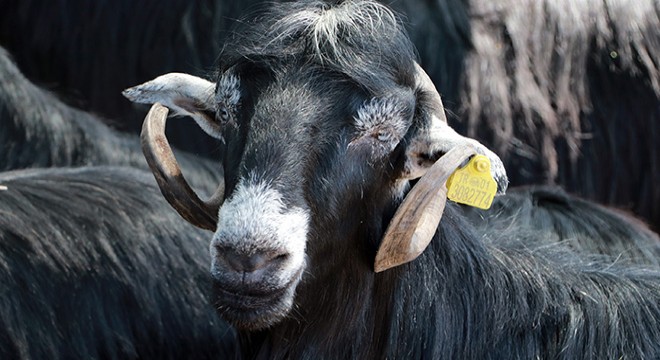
<box><xmin>463</xmin><ymin>186</ymin><xmax>660</xmax><ymax>267</ymax></box>
<box><xmin>0</xmin><ymin>47</ymin><xmax>221</xmax><ymax>195</ymax></box>
<box><xmin>0</xmin><ymin>167</ymin><xmax>237</xmax><ymax>359</ymax></box>
<box><xmin>398</xmin><ymin>0</ymin><xmax>660</xmax><ymax>229</ymax></box>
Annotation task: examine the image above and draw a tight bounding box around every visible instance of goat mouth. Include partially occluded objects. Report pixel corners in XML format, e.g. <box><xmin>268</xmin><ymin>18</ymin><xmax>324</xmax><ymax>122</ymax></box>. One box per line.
<box><xmin>213</xmin><ymin>283</ymin><xmax>290</xmax><ymax>309</ymax></box>
<box><xmin>211</xmin><ymin>267</ymin><xmax>304</xmax><ymax>330</ymax></box>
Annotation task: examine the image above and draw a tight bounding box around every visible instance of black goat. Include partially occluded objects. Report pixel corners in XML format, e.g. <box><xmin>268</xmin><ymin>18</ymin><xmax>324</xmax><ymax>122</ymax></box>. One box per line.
<box><xmin>0</xmin><ymin>0</ymin><xmax>246</xmax><ymax>155</ymax></box>
<box><xmin>0</xmin><ymin>46</ymin><xmax>222</xmax><ymax>195</ymax></box>
<box><xmin>2</xmin><ymin>0</ymin><xmax>658</xmax><ymax>230</ymax></box>
<box><xmin>0</xmin><ymin>166</ymin><xmax>236</xmax><ymax>359</ymax></box>
<box><xmin>462</xmin><ymin>186</ymin><xmax>660</xmax><ymax>266</ymax></box>
<box><xmin>126</xmin><ymin>1</ymin><xmax>660</xmax><ymax>358</ymax></box>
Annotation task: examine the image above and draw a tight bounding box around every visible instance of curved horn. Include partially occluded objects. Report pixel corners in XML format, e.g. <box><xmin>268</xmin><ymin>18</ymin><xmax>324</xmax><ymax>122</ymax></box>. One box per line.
<box><xmin>140</xmin><ymin>103</ymin><xmax>224</xmax><ymax>231</ymax></box>
<box><xmin>413</xmin><ymin>62</ymin><xmax>447</xmax><ymax>122</ymax></box>
<box><xmin>405</xmin><ymin>63</ymin><xmax>509</xmax><ymax>192</ymax></box>
<box><xmin>375</xmin><ymin>145</ymin><xmax>477</xmax><ymax>272</ymax></box>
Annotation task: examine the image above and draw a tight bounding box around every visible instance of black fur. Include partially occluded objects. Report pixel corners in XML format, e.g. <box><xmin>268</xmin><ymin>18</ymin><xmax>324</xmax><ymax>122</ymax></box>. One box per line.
<box><xmin>0</xmin><ymin>0</ymin><xmax>254</xmax><ymax>154</ymax></box>
<box><xmin>201</xmin><ymin>1</ymin><xmax>660</xmax><ymax>358</ymax></box>
<box><xmin>1</xmin><ymin>0</ymin><xmax>658</xmax><ymax>230</ymax></box>
<box><xmin>462</xmin><ymin>186</ymin><xmax>660</xmax><ymax>267</ymax></box>
<box><xmin>251</xmin><ymin>205</ymin><xmax>660</xmax><ymax>359</ymax></box>
<box><xmin>0</xmin><ymin>46</ymin><xmax>223</xmax><ymax>196</ymax></box>
<box><xmin>0</xmin><ymin>166</ymin><xmax>236</xmax><ymax>359</ymax></box>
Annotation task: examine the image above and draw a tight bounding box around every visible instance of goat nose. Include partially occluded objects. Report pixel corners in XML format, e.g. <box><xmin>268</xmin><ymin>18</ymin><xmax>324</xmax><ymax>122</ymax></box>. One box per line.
<box><xmin>221</xmin><ymin>249</ymin><xmax>284</xmax><ymax>273</ymax></box>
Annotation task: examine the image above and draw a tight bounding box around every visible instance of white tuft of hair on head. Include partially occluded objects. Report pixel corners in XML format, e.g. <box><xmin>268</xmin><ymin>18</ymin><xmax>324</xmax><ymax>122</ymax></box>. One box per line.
<box><xmin>265</xmin><ymin>0</ymin><xmax>399</xmax><ymax>63</ymax></box>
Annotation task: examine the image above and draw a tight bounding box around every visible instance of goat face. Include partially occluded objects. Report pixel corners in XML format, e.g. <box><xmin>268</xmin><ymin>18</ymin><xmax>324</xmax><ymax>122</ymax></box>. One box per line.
<box><xmin>210</xmin><ymin>66</ymin><xmax>421</xmax><ymax>330</ymax></box>
<box><xmin>124</xmin><ymin>0</ymin><xmax>507</xmax><ymax>331</ymax></box>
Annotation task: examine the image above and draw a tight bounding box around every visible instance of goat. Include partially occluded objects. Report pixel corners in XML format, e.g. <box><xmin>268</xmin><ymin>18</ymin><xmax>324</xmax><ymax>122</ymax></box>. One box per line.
<box><xmin>2</xmin><ymin>0</ymin><xmax>658</xmax><ymax>230</ymax></box>
<box><xmin>0</xmin><ymin>0</ymin><xmax>242</xmax><ymax>155</ymax></box>
<box><xmin>0</xmin><ymin>46</ymin><xmax>222</xmax><ymax>196</ymax></box>
<box><xmin>125</xmin><ymin>1</ymin><xmax>660</xmax><ymax>358</ymax></box>
<box><xmin>0</xmin><ymin>166</ymin><xmax>237</xmax><ymax>359</ymax></box>
<box><xmin>462</xmin><ymin>186</ymin><xmax>660</xmax><ymax>266</ymax></box>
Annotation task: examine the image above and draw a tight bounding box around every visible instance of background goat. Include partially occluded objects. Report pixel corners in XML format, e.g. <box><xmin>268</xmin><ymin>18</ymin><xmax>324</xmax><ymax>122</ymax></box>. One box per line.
<box><xmin>0</xmin><ymin>46</ymin><xmax>222</xmax><ymax>195</ymax></box>
<box><xmin>1</xmin><ymin>47</ymin><xmax>234</xmax><ymax>357</ymax></box>
<box><xmin>0</xmin><ymin>166</ymin><xmax>237</xmax><ymax>359</ymax></box>
<box><xmin>126</xmin><ymin>1</ymin><xmax>660</xmax><ymax>358</ymax></box>
<box><xmin>462</xmin><ymin>186</ymin><xmax>660</xmax><ymax>266</ymax></box>
<box><xmin>1</xmin><ymin>0</ymin><xmax>658</xmax><ymax>230</ymax></box>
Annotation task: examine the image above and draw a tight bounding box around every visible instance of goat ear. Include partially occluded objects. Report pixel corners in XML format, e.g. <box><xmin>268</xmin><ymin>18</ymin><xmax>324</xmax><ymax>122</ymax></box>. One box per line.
<box><xmin>404</xmin><ymin>64</ymin><xmax>508</xmax><ymax>194</ymax></box>
<box><xmin>123</xmin><ymin>73</ymin><xmax>223</xmax><ymax>139</ymax></box>
<box><xmin>376</xmin><ymin>145</ymin><xmax>476</xmax><ymax>272</ymax></box>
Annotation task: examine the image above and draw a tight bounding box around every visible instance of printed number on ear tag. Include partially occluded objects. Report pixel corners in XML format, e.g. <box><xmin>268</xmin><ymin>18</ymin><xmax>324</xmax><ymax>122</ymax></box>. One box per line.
<box><xmin>446</xmin><ymin>155</ymin><xmax>497</xmax><ymax>210</ymax></box>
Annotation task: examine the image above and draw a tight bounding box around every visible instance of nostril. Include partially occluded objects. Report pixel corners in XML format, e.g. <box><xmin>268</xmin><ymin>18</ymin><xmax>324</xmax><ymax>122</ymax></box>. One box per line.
<box><xmin>224</xmin><ymin>250</ymin><xmax>264</xmax><ymax>273</ymax></box>
<box><xmin>220</xmin><ymin>248</ymin><xmax>288</xmax><ymax>273</ymax></box>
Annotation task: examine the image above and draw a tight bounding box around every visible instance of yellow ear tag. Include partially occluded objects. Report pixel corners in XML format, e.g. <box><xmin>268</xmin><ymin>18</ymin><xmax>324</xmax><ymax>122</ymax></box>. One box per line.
<box><xmin>446</xmin><ymin>154</ymin><xmax>497</xmax><ymax>210</ymax></box>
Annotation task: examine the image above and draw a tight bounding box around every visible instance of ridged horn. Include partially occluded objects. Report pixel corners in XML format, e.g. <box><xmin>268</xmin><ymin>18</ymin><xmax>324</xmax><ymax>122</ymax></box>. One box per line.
<box><xmin>140</xmin><ymin>103</ymin><xmax>224</xmax><ymax>231</ymax></box>
<box><xmin>375</xmin><ymin>145</ymin><xmax>477</xmax><ymax>272</ymax></box>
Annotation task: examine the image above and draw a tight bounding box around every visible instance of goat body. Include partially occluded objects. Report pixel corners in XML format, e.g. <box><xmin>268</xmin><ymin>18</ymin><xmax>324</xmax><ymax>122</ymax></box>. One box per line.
<box><xmin>463</xmin><ymin>186</ymin><xmax>660</xmax><ymax>266</ymax></box>
<box><xmin>0</xmin><ymin>46</ymin><xmax>222</xmax><ymax>195</ymax></box>
<box><xmin>0</xmin><ymin>166</ymin><xmax>237</xmax><ymax>359</ymax></box>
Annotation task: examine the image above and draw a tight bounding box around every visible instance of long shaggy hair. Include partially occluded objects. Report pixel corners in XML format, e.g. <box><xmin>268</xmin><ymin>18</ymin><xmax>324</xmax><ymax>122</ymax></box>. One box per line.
<box><xmin>242</xmin><ymin>205</ymin><xmax>660</xmax><ymax>359</ymax></box>
<box><xmin>462</xmin><ymin>186</ymin><xmax>660</xmax><ymax>266</ymax></box>
<box><xmin>221</xmin><ymin>0</ymin><xmax>417</xmax><ymax>92</ymax></box>
<box><xmin>204</xmin><ymin>2</ymin><xmax>660</xmax><ymax>358</ymax></box>
<box><xmin>0</xmin><ymin>0</ymin><xmax>251</xmax><ymax>154</ymax></box>
<box><xmin>397</xmin><ymin>0</ymin><xmax>660</xmax><ymax>229</ymax></box>
<box><xmin>1</xmin><ymin>0</ymin><xmax>658</xmax><ymax>230</ymax></box>
<box><xmin>0</xmin><ymin>46</ymin><xmax>222</xmax><ymax>195</ymax></box>
<box><xmin>0</xmin><ymin>166</ymin><xmax>237</xmax><ymax>359</ymax></box>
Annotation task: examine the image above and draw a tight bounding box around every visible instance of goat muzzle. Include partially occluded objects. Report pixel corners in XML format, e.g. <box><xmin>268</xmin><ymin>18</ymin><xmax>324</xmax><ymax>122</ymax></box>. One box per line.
<box><xmin>140</xmin><ymin>103</ymin><xmax>224</xmax><ymax>231</ymax></box>
<box><xmin>375</xmin><ymin>145</ymin><xmax>477</xmax><ymax>272</ymax></box>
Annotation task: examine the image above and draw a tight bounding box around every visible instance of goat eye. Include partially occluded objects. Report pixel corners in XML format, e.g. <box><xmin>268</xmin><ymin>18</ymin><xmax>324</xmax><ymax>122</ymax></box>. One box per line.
<box><xmin>376</xmin><ymin>130</ymin><xmax>391</xmax><ymax>142</ymax></box>
<box><xmin>218</xmin><ymin>106</ymin><xmax>230</xmax><ymax>123</ymax></box>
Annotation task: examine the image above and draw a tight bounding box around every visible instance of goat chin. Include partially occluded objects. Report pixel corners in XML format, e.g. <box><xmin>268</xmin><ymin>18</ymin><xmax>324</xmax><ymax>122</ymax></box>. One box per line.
<box><xmin>211</xmin><ymin>267</ymin><xmax>303</xmax><ymax>331</ymax></box>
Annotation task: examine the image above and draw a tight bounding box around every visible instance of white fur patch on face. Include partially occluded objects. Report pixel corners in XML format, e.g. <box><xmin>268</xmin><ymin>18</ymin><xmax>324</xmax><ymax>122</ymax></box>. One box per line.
<box><xmin>211</xmin><ymin>177</ymin><xmax>309</xmax><ymax>284</ymax></box>
<box><xmin>351</xmin><ymin>97</ymin><xmax>410</xmax><ymax>154</ymax></box>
